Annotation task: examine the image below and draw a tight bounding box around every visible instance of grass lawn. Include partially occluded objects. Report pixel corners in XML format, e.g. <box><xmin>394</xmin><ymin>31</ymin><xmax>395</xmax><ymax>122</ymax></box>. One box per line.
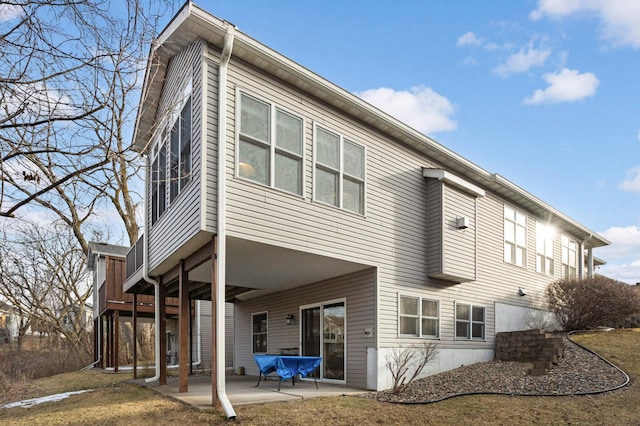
<box><xmin>0</xmin><ymin>329</ymin><xmax>638</xmax><ymax>425</ymax></box>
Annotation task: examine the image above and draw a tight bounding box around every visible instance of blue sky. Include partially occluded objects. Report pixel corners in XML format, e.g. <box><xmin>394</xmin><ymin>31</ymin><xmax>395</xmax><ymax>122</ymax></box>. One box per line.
<box><xmin>200</xmin><ymin>0</ymin><xmax>640</xmax><ymax>283</ymax></box>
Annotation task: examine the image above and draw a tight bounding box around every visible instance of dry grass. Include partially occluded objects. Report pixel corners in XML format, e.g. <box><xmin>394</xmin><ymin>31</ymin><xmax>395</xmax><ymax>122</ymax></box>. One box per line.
<box><xmin>1</xmin><ymin>329</ymin><xmax>639</xmax><ymax>425</ymax></box>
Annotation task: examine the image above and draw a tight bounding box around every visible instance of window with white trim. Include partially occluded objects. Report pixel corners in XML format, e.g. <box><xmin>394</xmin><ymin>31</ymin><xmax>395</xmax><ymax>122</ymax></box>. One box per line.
<box><xmin>169</xmin><ymin>97</ymin><xmax>192</xmax><ymax>202</ymax></box>
<box><xmin>561</xmin><ymin>235</ymin><xmax>577</xmax><ymax>278</ymax></box>
<box><xmin>314</xmin><ymin>126</ymin><xmax>365</xmax><ymax>214</ymax></box>
<box><xmin>455</xmin><ymin>303</ymin><xmax>485</xmax><ymax>340</ymax></box>
<box><xmin>252</xmin><ymin>312</ymin><xmax>268</xmax><ymax>353</ymax></box>
<box><xmin>536</xmin><ymin>222</ymin><xmax>554</xmax><ymax>276</ymax></box>
<box><xmin>504</xmin><ymin>204</ymin><xmax>527</xmax><ymax>267</ymax></box>
<box><xmin>150</xmin><ymin>83</ymin><xmax>192</xmax><ymax>226</ymax></box>
<box><xmin>398</xmin><ymin>295</ymin><xmax>439</xmax><ymax>338</ymax></box>
<box><xmin>238</xmin><ymin>93</ymin><xmax>304</xmax><ymax>195</ymax></box>
<box><xmin>150</xmin><ymin>131</ymin><xmax>167</xmax><ymax>226</ymax></box>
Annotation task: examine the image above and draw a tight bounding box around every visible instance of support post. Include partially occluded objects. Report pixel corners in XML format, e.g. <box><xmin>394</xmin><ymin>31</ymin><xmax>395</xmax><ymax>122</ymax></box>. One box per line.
<box><xmin>211</xmin><ymin>237</ymin><xmax>220</xmax><ymax>408</ymax></box>
<box><xmin>179</xmin><ymin>259</ymin><xmax>189</xmax><ymax>392</ymax></box>
<box><xmin>114</xmin><ymin>310</ymin><xmax>120</xmax><ymax>373</ymax></box>
<box><xmin>159</xmin><ymin>279</ymin><xmax>167</xmax><ymax>385</ymax></box>
<box><xmin>133</xmin><ymin>293</ymin><xmax>138</xmax><ymax>379</ymax></box>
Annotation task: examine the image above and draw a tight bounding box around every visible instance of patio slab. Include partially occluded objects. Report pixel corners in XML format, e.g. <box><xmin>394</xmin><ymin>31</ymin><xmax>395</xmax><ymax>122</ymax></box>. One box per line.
<box><xmin>144</xmin><ymin>374</ymin><xmax>365</xmax><ymax>411</ymax></box>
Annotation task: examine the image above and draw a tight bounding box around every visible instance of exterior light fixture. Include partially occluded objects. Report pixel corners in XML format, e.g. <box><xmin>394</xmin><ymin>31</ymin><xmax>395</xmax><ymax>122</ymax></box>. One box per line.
<box><xmin>286</xmin><ymin>314</ymin><xmax>294</xmax><ymax>325</ymax></box>
<box><xmin>518</xmin><ymin>287</ymin><xmax>527</xmax><ymax>297</ymax></box>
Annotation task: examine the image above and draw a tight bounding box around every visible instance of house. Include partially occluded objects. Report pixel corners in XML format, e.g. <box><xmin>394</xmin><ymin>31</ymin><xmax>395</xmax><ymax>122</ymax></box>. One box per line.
<box><xmin>123</xmin><ymin>2</ymin><xmax>609</xmax><ymax>415</ymax></box>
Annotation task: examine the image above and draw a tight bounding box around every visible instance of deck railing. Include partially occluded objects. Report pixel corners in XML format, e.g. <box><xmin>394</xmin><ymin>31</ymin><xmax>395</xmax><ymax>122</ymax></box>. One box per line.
<box><xmin>126</xmin><ymin>236</ymin><xmax>144</xmax><ymax>279</ymax></box>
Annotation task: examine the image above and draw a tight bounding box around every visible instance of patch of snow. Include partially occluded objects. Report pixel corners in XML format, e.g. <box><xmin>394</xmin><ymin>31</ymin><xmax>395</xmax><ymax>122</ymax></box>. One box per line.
<box><xmin>0</xmin><ymin>389</ymin><xmax>93</xmax><ymax>409</ymax></box>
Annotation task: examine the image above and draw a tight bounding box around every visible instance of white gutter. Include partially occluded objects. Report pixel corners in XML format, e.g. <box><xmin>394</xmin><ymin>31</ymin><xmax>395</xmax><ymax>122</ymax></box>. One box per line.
<box><xmin>215</xmin><ymin>22</ymin><xmax>236</xmax><ymax>420</ymax></box>
<box><xmin>142</xmin><ymin>153</ymin><xmax>162</xmax><ymax>384</ymax></box>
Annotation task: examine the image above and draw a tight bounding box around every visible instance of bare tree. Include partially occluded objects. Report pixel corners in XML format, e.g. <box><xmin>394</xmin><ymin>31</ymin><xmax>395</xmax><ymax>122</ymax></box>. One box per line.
<box><xmin>0</xmin><ymin>221</ymin><xmax>93</xmax><ymax>360</ymax></box>
<box><xmin>0</xmin><ymin>0</ymin><xmax>174</xmax><ymax>247</ymax></box>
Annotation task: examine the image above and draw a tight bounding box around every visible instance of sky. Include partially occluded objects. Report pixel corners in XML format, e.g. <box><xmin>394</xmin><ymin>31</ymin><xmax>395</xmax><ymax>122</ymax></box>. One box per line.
<box><xmin>194</xmin><ymin>0</ymin><xmax>640</xmax><ymax>284</ymax></box>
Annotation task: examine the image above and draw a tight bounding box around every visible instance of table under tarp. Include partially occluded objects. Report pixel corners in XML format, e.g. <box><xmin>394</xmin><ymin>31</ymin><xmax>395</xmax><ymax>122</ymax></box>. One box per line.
<box><xmin>253</xmin><ymin>355</ymin><xmax>322</xmax><ymax>391</ymax></box>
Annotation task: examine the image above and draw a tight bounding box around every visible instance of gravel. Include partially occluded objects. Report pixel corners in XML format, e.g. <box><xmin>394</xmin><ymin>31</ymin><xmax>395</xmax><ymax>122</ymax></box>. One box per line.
<box><xmin>367</xmin><ymin>336</ymin><xmax>628</xmax><ymax>403</ymax></box>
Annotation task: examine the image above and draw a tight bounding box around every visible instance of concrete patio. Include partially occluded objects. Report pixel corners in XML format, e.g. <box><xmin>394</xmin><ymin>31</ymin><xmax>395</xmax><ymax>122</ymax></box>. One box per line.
<box><xmin>144</xmin><ymin>374</ymin><xmax>365</xmax><ymax>411</ymax></box>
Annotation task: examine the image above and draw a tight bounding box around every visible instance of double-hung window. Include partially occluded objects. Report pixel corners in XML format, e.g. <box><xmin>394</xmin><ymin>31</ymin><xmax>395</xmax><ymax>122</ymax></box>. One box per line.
<box><xmin>536</xmin><ymin>222</ymin><xmax>554</xmax><ymax>276</ymax></box>
<box><xmin>252</xmin><ymin>312</ymin><xmax>268</xmax><ymax>353</ymax></box>
<box><xmin>455</xmin><ymin>303</ymin><xmax>485</xmax><ymax>340</ymax></box>
<box><xmin>561</xmin><ymin>235</ymin><xmax>577</xmax><ymax>278</ymax></box>
<box><xmin>238</xmin><ymin>93</ymin><xmax>304</xmax><ymax>195</ymax></box>
<box><xmin>314</xmin><ymin>126</ymin><xmax>365</xmax><ymax>214</ymax></box>
<box><xmin>398</xmin><ymin>295</ymin><xmax>439</xmax><ymax>338</ymax></box>
<box><xmin>504</xmin><ymin>205</ymin><xmax>527</xmax><ymax>267</ymax></box>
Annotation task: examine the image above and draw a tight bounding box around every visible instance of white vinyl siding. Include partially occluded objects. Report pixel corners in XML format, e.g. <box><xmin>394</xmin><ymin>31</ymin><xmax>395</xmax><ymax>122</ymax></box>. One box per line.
<box><xmin>455</xmin><ymin>303</ymin><xmax>485</xmax><ymax>340</ymax></box>
<box><xmin>561</xmin><ymin>235</ymin><xmax>577</xmax><ymax>278</ymax></box>
<box><xmin>398</xmin><ymin>295</ymin><xmax>439</xmax><ymax>338</ymax></box>
<box><xmin>237</xmin><ymin>92</ymin><xmax>304</xmax><ymax>196</ymax></box>
<box><xmin>504</xmin><ymin>204</ymin><xmax>527</xmax><ymax>267</ymax></box>
<box><xmin>536</xmin><ymin>222</ymin><xmax>554</xmax><ymax>276</ymax></box>
<box><xmin>147</xmin><ymin>40</ymin><xmax>203</xmax><ymax>270</ymax></box>
<box><xmin>314</xmin><ymin>126</ymin><xmax>365</xmax><ymax>214</ymax></box>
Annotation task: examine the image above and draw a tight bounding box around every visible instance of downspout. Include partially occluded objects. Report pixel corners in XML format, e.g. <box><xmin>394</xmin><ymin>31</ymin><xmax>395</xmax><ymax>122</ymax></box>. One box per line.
<box><xmin>142</xmin><ymin>153</ymin><xmax>162</xmax><ymax>384</ymax></box>
<box><xmin>216</xmin><ymin>22</ymin><xmax>236</xmax><ymax>419</ymax></box>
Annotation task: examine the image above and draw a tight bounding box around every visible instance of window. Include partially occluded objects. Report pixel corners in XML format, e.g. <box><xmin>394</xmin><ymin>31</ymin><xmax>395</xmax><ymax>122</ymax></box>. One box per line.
<box><xmin>536</xmin><ymin>222</ymin><xmax>554</xmax><ymax>276</ymax></box>
<box><xmin>504</xmin><ymin>205</ymin><xmax>526</xmax><ymax>267</ymax></box>
<box><xmin>252</xmin><ymin>312</ymin><xmax>268</xmax><ymax>353</ymax></box>
<box><xmin>149</xmin><ymin>83</ymin><xmax>192</xmax><ymax>226</ymax></box>
<box><xmin>455</xmin><ymin>303</ymin><xmax>485</xmax><ymax>340</ymax></box>
<box><xmin>151</xmin><ymin>130</ymin><xmax>167</xmax><ymax>226</ymax></box>
<box><xmin>170</xmin><ymin>97</ymin><xmax>192</xmax><ymax>202</ymax></box>
<box><xmin>238</xmin><ymin>93</ymin><xmax>304</xmax><ymax>195</ymax></box>
<box><xmin>561</xmin><ymin>235</ymin><xmax>577</xmax><ymax>278</ymax></box>
<box><xmin>399</xmin><ymin>295</ymin><xmax>439</xmax><ymax>338</ymax></box>
<box><xmin>314</xmin><ymin>126</ymin><xmax>365</xmax><ymax>214</ymax></box>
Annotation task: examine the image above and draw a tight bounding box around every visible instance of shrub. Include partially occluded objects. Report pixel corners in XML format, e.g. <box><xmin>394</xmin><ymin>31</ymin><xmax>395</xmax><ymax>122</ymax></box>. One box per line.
<box><xmin>546</xmin><ymin>275</ymin><xmax>640</xmax><ymax>331</ymax></box>
<box><xmin>385</xmin><ymin>342</ymin><xmax>438</xmax><ymax>394</ymax></box>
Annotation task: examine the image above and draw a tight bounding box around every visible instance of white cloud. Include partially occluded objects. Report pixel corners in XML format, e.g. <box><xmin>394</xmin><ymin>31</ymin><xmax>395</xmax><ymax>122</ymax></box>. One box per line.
<box><xmin>457</xmin><ymin>31</ymin><xmax>483</xmax><ymax>47</ymax></box>
<box><xmin>619</xmin><ymin>167</ymin><xmax>640</xmax><ymax>192</ymax></box>
<box><xmin>494</xmin><ymin>44</ymin><xmax>552</xmax><ymax>77</ymax></box>
<box><xmin>356</xmin><ymin>86</ymin><xmax>457</xmax><ymax>134</ymax></box>
<box><xmin>597</xmin><ymin>225</ymin><xmax>640</xmax><ymax>284</ymax></box>
<box><xmin>524</xmin><ymin>68</ymin><xmax>599</xmax><ymax>104</ymax></box>
<box><xmin>599</xmin><ymin>226</ymin><xmax>640</xmax><ymax>259</ymax></box>
<box><xmin>0</xmin><ymin>4</ymin><xmax>23</xmax><ymax>22</ymax></box>
<box><xmin>531</xmin><ymin>0</ymin><xmax>640</xmax><ymax>48</ymax></box>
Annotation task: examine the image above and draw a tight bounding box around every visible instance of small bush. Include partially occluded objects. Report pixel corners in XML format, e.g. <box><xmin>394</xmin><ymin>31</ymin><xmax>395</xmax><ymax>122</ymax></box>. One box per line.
<box><xmin>546</xmin><ymin>275</ymin><xmax>640</xmax><ymax>331</ymax></box>
<box><xmin>385</xmin><ymin>342</ymin><xmax>438</xmax><ymax>394</ymax></box>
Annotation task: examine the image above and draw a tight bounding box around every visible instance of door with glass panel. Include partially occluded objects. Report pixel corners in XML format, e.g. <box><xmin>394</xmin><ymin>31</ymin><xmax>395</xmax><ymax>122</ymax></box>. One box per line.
<box><xmin>301</xmin><ymin>300</ymin><xmax>345</xmax><ymax>382</ymax></box>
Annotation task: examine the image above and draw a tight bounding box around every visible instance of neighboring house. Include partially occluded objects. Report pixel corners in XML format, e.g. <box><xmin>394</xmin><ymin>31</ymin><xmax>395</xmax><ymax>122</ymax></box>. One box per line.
<box><xmin>123</xmin><ymin>3</ymin><xmax>609</xmax><ymax>411</ymax></box>
<box><xmin>0</xmin><ymin>301</ymin><xmax>33</xmax><ymax>342</ymax></box>
<box><xmin>1</xmin><ymin>302</ymin><xmax>19</xmax><ymax>342</ymax></box>
<box><xmin>59</xmin><ymin>302</ymin><xmax>93</xmax><ymax>333</ymax></box>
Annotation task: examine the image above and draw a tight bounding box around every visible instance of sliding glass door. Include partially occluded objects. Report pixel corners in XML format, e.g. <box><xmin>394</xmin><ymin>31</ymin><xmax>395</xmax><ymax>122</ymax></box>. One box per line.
<box><xmin>301</xmin><ymin>299</ymin><xmax>345</xmax><ymax>382</ymax></box>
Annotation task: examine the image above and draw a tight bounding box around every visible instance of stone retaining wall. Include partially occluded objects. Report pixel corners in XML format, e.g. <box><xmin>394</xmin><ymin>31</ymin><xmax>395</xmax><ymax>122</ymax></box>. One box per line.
<box><xmin>495</xmin><ymin>329</ymin><xmax>564</xmax><ymax>376</ymax></box>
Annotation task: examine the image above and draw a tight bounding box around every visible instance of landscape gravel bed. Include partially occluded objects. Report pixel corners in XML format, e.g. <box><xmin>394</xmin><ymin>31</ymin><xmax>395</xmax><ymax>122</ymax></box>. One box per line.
<box><xmin>368</xmin><ymin>336</ymin><xmax>628</xmax><ymax>403</ymax></box>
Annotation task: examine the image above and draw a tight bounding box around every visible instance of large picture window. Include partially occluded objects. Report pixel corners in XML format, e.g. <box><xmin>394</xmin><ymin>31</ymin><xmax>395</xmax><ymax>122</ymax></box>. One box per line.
<box><xmin>252</xmin><ymin>312</ymin><xmax>268</xmax><ymax>354</ymax></box>
<box><xmin>314</xmin><ymin>126</ymin><xmax>365</xmax><ymax>214</ymax></box>
<box><xmin>504</xmin><ymin>204</ymin><xmax>527</xmax><ymax>267</ymax></box>
<box><xmin>536</xmin><ymin>222</ymin><xmax>554</xmax><ymax>276</ymax></box>
<box><xmin>561</xmin><ymin>235</ymin><xmax>577</xmax><ymax>278</ymax></box>
<box><xmin>455</xmin><ymin>303</ymin><xmax>485</xmax><ymax>340</ymax></box>
<box><xmin>238</xmin><ymin>92</ymin><xmax>303</xmax><ymax>195</ymax></box>
<box><xmin>398</xmin><ymin>295</ymin><xmax>439</xmax><ymax>338</ymax></box>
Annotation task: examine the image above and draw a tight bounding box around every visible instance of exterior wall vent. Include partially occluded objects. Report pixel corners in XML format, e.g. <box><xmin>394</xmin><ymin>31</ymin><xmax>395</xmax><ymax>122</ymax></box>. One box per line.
<box><xmin>456</xmin><ymin>217</ymin><xmax>470</xmax><ymax>230</ymax></box>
